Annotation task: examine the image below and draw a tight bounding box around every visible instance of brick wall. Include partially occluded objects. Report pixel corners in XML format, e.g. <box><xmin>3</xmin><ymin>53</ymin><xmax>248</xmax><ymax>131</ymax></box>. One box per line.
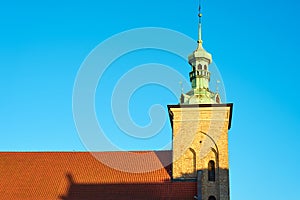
<box><xmin>168</xmin><ymin>104</ymin><xmax>232</xmax><ymax>200</ymax></box>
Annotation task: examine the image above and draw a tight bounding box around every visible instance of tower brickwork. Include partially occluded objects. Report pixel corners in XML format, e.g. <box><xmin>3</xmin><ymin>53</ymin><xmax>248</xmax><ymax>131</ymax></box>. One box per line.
<box><xmin>168</xmin><ymin>104</ymin><xmax>232</xmax><ymax>200</ymax></box>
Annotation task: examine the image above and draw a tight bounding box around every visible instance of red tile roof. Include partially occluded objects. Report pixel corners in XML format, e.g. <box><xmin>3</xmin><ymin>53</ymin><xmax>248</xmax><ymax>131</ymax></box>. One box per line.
<box><xmin>0</xmin><ymin>152</ymin><xmax>196</xmax><ymax>200</ymax></box>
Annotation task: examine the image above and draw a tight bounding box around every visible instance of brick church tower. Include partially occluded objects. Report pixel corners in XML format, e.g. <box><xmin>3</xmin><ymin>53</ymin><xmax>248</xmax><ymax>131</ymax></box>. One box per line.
<box><xmin>168</xmin><ymin>4</ymin><xmax>233</xmax><ymax>200</ymax></box>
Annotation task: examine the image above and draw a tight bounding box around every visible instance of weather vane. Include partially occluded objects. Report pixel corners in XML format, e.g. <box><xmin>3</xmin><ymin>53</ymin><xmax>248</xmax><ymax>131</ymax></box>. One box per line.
<box><xmin>198</xmin><ymin>0</ymin><xmax>202</xmax><ymax>20</ymax></box>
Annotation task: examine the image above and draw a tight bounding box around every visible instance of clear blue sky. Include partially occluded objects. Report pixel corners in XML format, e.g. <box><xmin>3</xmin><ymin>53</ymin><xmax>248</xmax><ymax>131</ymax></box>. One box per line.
<box><xmin>1</xmin><ymin>0</ymin><xmax>300</xmax><ymax>199</ymax></box>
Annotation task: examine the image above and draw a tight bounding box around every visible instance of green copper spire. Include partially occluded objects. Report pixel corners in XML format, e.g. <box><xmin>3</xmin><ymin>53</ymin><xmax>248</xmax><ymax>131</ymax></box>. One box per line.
<box><xmin>180</xmin><ymin>1</ymin><xmax>221</xmax><ymax>104</ymax></box>
<box><xmin>198</xmin><ymin>3</ymin><xmax>203</xmax><ymax>46</ymax></box>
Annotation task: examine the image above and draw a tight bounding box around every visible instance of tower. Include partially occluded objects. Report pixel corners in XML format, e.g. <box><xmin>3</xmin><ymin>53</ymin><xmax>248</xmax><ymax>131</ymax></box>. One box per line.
<box><xmin>168</xmin><ymin>4</ymin><xmax>233</xmax><ymax>200</ymax></box>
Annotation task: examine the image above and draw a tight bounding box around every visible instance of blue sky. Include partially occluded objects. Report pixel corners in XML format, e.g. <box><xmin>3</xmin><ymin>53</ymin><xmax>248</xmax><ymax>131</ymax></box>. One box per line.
<box><xmin>1</xmin><ymin>0</ymin><xmax>300</xmax><ymax>199</ymax></box>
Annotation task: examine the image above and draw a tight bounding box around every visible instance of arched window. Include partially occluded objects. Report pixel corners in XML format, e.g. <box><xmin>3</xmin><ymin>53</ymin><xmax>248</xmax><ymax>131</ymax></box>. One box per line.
<box><xmin>198</xmin><ymin>64</ymin><xmax>202</xmax><ymax>70</ymax></box>
<box><xmin>189</xmin><ymin>148</ymin><xmax>196</xmax><ymax>176</ymax></box>
<box><xmin>208</xmin><ymin>196</ymin><xmax>216</xmax><ymax>200</ymax></box>
<box><xmin>182</xmin><ymin>148</ymin><xmax>197</xmax><ymax>177</ymax></box>
<box><xmin>208</xmin><ymin>160</ymin><xmax>215</xmax><ymax>182</ymax></box>
<box><xmin>204</xmin><ymin>65</ymin><xmax>208</xmax><ymax>70</ymax></box>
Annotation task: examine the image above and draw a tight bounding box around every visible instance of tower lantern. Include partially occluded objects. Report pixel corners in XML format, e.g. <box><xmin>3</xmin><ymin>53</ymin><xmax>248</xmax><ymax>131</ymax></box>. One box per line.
<box><xmin>181</xmin><ymin>4</ymin><xmax>220</xmax><ymax>104</ymax></box>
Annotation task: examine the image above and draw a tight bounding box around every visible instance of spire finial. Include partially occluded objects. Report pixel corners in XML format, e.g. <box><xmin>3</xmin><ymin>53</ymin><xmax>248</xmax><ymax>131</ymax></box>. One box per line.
<box><xmin>197</xmin><ymin>0</ymin><xmax>203</xmax><ymax>48</ymax></box>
